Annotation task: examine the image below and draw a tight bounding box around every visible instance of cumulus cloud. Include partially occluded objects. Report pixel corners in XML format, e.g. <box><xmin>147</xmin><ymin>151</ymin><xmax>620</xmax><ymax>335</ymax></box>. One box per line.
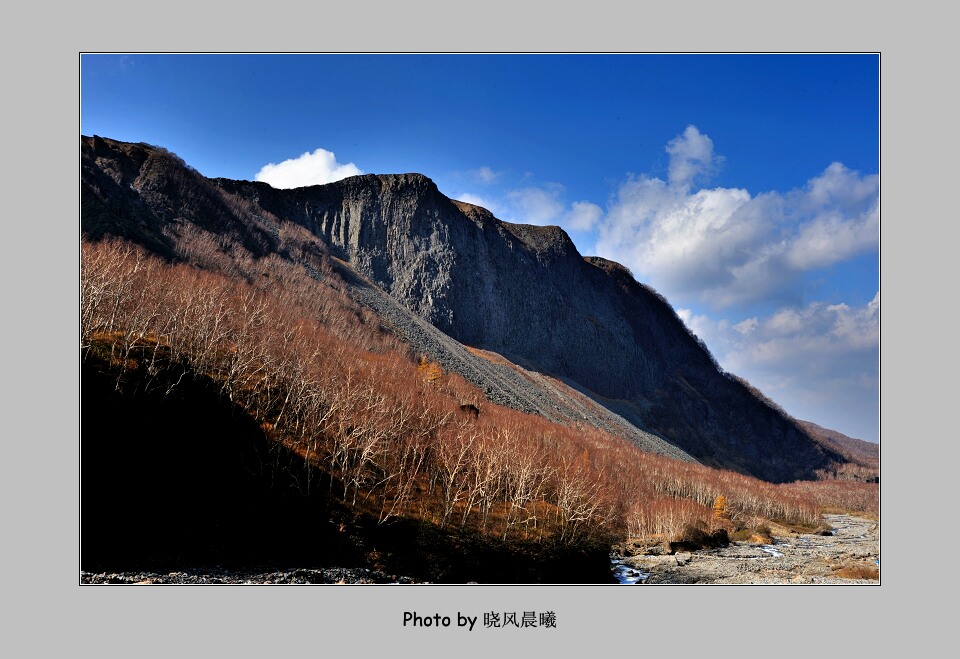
<box><xmin>565</xmin><ymin>201</ymin><xmax>603</xmax><ymax>231</ymax></box>
<box><xmin>595</xmin><ymin>127</ymin><xmax>879</xmax><ymax>310</ymax></box>
<box><xmin>783</xmin><ymin>163</ymin><xmax>879</xmax><ymax>271</ymax></box>
<box><xmin>740</xmin><ymin>295</ymin><xmax>879</xmax><ymax>367</ymax></box>
<box><xmin>826</xmin><ymin>293</ymin><xmax>881</xmax><ymax>350</ymax></box>
<box><xmin>666</xmin><ymin>125</ymin><xmax>723</xmax><ymax>189</ymax></box>
<box><xmin>255</xmin><ymin>148</ymin><xmax>362</xmax><ymax>189</ymax></box>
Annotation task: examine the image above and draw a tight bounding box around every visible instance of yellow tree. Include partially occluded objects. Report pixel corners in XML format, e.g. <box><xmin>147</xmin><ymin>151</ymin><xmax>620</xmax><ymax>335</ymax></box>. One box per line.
<box><xmin>417</xmin><ymin>355</ymin><xmax>443</xmax><ymax>385</ymax></box>
<box><xmin>712</xmin><ymin>495</ymin><xmax>730</xmax><ymax>522</ymax></box>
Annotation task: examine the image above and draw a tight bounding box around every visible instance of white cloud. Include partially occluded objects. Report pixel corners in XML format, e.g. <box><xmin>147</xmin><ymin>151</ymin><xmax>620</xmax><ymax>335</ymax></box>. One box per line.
<box><xmin>565</xmin><ymin>201</ymin><xmax>603</xmax><ymax>231</ymax></box>
<box><xmin>676</xmin><ymin>308</ymin><xmax>724</xmax><ymax>343</ymax></box>
<box><xmin>803</xmin><ymin>161</ymin><xmax>879</xmax><ymax>209</ymax></box>
<box><xmin>766</xmin><ymin>308</ymin><xmax>806</xmax><ymax>335</ymax></box>
<box><xmin>684</xmin><ymin>294</ymin><xmax>880</xmax><ymax>440</ymax></box>
<box><xmin>784</xmin><ymin>163</ymin><xmax>879</xmax><ymax>271</ymax></box>
<box><xmin>507</xmin><ymin>185</ymin><xmax>566</xmax><ymax>226</ymax></box>
<box><xmin>725</xmin><ymin>295</ymin><xmax>878</xmax><ymax>373</ymax></box>
<box><xmin>595</xmin><ymin>127</ymin><xmax>879</xmax><ymax>310</ymax></box>
<box><xmin>255</xmin><ymin>148</ymin><xmax>362</xmax><ymax>189</ymax></box>
<box><xmin>827</xmin><ymin>293</ymin><xmax>880</xmax><ymax>349</ymax></box>
<box><xmin>597</xmin><ymin>176</ymin><xmax>759</xmax><ymax>305</ymax></box>
<box><xmin>666</xmin><ymin>125</ymin><xmax>723</xmax><ymax>190</ymax></box>
<box><xmin>458</xmin><ymin>182</ymin><xmax>604</xmax><ymax>238</ymax></box>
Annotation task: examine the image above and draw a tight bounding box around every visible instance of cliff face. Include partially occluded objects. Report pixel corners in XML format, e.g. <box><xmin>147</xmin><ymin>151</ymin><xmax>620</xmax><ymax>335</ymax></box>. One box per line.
<box><xmin>214</xmin><ymin>174</ymin><xmax>649</xmax><ymax>400</ymax></box>
<box><xmin>81</xmin><ymin>136</ymin><xmax>846</xmax><ymax>482</ymax></box>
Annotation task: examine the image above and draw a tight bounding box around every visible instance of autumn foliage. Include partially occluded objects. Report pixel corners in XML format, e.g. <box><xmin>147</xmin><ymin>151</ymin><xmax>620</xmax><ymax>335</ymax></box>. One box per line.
<box><xmin>712</xmin><ymin>495</ymin><xmax>730</xmax><ymax>522</ymax></box>
<box><xmin>80</xmin><ymin>234</ymin><xmax>878</xmax><ymax>548</ymax></box>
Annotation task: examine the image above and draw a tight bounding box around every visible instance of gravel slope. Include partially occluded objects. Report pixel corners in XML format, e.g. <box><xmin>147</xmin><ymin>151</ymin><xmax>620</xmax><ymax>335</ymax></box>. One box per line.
<box><xmin>336</xmin><ymin>259</ymin><xmax>697</xmax><ymax>463</ymax></box>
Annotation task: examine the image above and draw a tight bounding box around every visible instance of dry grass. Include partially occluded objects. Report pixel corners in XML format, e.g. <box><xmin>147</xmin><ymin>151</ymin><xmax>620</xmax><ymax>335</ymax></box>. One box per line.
<box><xmin>833</xmin><ymin>563</ymin><xmax>879</xmax><ymax>580</ymax></box>
<box><xmin>747</xmin><ymin>531</ymin><xmax>773</xmax><ymax>545</ymax></box>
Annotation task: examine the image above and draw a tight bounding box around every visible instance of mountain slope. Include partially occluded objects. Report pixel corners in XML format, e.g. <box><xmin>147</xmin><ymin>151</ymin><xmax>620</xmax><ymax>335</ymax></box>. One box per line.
<box><xmin>795</xmin><ymin>420</ymin><xmax>879</xmax><ymax>481</ymax></box>
<box><xmin>81</xmin><ymin>135</ymin><xmax>850</xmax><ymax>483</ymax></box>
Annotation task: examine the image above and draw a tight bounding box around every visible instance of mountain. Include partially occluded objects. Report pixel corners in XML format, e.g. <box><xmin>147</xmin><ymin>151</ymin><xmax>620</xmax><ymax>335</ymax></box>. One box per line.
<box><xmin>80</xmin><ymin>135</ymin><xmax>852</xmax><ymax>483</ymax></box>
<box><xmin>795</xmin><ymin>420</ymin><xmax>879</xmax><ymax>481</ymax></box>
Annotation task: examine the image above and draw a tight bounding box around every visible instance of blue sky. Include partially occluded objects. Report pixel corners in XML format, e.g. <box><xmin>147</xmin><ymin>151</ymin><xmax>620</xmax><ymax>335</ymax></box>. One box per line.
<box><xmin>81</xmin><ymin>54</ymin><xmax>880</xmax><ymax>442</ymax></box>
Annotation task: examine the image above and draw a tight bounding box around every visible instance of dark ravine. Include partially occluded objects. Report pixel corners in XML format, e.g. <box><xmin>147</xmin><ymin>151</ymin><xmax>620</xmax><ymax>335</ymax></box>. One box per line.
<box><xmin>81</xmin><ymin>135</ymin><xmax>850</xmax><ymax>483</ymax></box>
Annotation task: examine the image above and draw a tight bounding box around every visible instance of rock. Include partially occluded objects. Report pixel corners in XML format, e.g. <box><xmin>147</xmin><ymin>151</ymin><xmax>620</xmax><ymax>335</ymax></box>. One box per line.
<box><xmin>675</xmin><ymin>552</ymin><xmax>692</xmax><ymax>566</ymax></box>
<box><xmin>710</xmin><ymin>528</ymin><xmax>730</xmax><ymax>546</ymax></box>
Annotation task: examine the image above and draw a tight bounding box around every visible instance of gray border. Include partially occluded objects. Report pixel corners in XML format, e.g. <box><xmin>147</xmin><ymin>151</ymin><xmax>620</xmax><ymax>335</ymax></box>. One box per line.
<box><xmin>20</xmin><ymin>2</ymin><xmax>901</xmax><ymax>655</ymax></box>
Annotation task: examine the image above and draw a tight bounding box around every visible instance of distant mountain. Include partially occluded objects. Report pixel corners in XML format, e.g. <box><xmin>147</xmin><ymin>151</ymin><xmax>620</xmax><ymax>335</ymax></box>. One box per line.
<box><xmin>795</xmin><ymin>420</ymin><xmax>879</xmax><ymax>479</ymax></box>
<box><xmin>81</xmin><ymin>135</ymin><xmax>854</xmax><ymax>483</ymax></box>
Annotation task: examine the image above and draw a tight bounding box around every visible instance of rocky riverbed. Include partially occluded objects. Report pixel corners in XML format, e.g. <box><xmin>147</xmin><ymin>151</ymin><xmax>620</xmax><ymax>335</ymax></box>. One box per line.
<box><xmin>611</xmin><ymin>514</ymin><xmax>879</xmax><ymax>585</ymax></box>
<box><xmin>81</xmin><ymin>514</ymin><xmax>878</xmax><ymax>585</ymax></box>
